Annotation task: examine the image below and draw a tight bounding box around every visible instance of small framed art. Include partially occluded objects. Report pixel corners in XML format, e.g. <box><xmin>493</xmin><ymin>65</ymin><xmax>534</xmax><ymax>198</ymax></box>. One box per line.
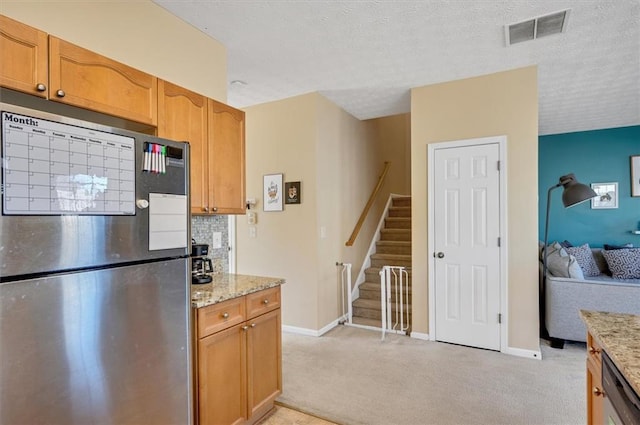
<box><xmin>263</xmin><ymin>173</ymin><xmax>283</xmax><ymax>211</ymax></box>
<box><xmin>591</xmin><ymin>182</ymin><xmax>618</xmax><ymax>209</ymax></box>
<box><xmin>285</xmin><ymin>181</ymin><xmax>301</xmax><ymax>204</ymax></box>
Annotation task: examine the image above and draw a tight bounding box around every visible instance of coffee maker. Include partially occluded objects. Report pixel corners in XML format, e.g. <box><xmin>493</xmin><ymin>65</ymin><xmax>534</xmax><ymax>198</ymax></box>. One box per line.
<box><xmin>191</xmin><ymin>239</ymin><xmax>213</xmax><ymax>284</ymax></box>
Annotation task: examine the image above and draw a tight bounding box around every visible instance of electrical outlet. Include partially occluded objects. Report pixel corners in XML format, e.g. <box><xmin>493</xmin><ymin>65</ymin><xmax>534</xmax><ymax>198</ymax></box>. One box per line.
<box><xmin>249</xmin><ymin>226</ymin><xmax>257</xmax><ymax>238</ymax></box>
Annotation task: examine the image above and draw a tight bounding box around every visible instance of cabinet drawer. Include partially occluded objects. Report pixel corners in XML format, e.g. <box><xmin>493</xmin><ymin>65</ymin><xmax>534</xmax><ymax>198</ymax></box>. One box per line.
<box><xmin>246</xmin><ymin>287</ymin><xmax>281</xmax><ymax>319</ymax></box>
<box><xmin>198</xmin><ymin>297</ymin><xmax>245</xmax><ymax>338</ymax></box>
<box><xmin>587</xmin><ymin>332</ymin><xmax>602</xmax><ymax>370</ymax></box>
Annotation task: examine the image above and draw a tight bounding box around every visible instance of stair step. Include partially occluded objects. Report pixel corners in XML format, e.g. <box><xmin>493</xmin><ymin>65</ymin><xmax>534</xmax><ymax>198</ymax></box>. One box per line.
<box><xmin>388</xmin><ymin>206</ymin><xmax>411</xmax><ymax>218</ymax></box>
<box><xmin>360</xmin><ymin>289</ymin><xmax>412</xmax><ymax>302</ymax></box>
<box><xmin>351</xmin><ymin>317</ymin><xmax>382</xmax><ymax>328</ymax></box>
<box><xmin>379</xmin><ymin>229</ymin><xmax>411</xmax><ymax>241</ymax></box>
<box><xmin>360</xmin><ymin>281</ymin><xmax>412</xmax><ymax>293</ymax></box>
<box><xmin>376</xmin><ymin>240</ymin><xmax>411</xmax><ymax>255</ymax></box>
<box><xmin>365</xmin><ymin>267</ymin><xmax>412</xmax><ymax>283</ymax></box>
<box><xmin>392</xmin><ymin>197</ymin><xmax>411</xmax><ymax>208</ymax></box>
<box><xmin>353</xmin><ymin>298</ymin><xmax>412</xmax><ymax>320</ymax></box>
<box><xmin>384</xmin><ymin>217</ymin><xmax>411</xmax><ymax>229</ymax></box>
<box><xmin>371</xmin><ymin>253</ymin><xmax>412</xmax><ymax>268</ymax></box>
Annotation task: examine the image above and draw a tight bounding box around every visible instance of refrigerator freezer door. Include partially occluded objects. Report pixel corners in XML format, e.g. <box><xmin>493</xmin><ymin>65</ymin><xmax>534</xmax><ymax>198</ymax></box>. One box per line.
<box><xmin>1</xmin><ymin>103</ymin><xmax>190</xmax><ymax>279</ymax></box>
<box><xmin>0</xmin><ymin>258</ymin><xmax>192</xmax><ymax>425</ymax></box>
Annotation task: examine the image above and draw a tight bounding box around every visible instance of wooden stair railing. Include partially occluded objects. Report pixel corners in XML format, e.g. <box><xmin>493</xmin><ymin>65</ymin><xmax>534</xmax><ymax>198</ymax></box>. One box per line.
<box><xmin>345</xmin><ymin>161</ymin><xmax>391</xmax><ymax>247</ymax></box>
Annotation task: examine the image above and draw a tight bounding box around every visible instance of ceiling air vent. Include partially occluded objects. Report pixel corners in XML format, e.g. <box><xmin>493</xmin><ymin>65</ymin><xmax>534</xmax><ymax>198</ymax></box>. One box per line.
<box><xmin>505</xmin><ymin>9</ymin><xmax>570</xmax><ymax>46</ymax></box>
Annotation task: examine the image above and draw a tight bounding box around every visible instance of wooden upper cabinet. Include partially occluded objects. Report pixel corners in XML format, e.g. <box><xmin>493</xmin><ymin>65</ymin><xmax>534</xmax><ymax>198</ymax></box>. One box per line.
<box><xmin>208</xmin><ymin>99</ymin><xmax>246</xmax><ymax>214</ymax></box>
<box><xmin>0</xmin><ymin>15</ymin><xmax>48</xmax><ymax>97</ymax></box>
<box><xmin>157</xmin><ymin>80</ymin><xmax>209</xmax><ymax>214</ymax></box>
<box><xmin>49</xmin><ymin>36</ymin><xmax>157</xmax><ymax>125</ymax></box>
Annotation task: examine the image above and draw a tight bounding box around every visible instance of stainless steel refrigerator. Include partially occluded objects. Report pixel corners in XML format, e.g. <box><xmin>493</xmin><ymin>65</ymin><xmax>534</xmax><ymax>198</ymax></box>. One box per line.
<box><xmin>0</xmin><ymin>102</ymin><xmax>193</xmax><ymax>424</ymax></box>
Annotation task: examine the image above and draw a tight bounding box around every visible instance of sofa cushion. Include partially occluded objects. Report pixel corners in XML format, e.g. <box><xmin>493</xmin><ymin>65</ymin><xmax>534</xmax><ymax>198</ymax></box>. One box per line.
<box><xmin>545</xmin><ymin>242</ymin><xmax>584</xmax><ymax>279</ymax></box>
<box><xmin>566</xmin><ymin>244</ymin><xmax>601</xmax><ymax>277</ymax></box>
<box><xmin>602</xmin><ymin>249</ymin><xmax>640</xmax><ymax>279</ymax></box>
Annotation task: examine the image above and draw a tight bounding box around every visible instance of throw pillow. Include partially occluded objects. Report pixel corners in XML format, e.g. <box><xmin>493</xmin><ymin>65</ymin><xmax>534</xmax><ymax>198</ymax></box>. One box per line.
<box><xmin>545</xmin><ymin>242</ymin><xmax>584</xmax><ymax>279</ymax></box>
<box><xmin>602</xmin><ymin>249</ymin><xmax>640</xmax><ymax>279</ymax></box>
<box><xmin>559</xmin><ymin>240</ymin><xmax>573</xmax><ymax>248</ymax></box>
<box><xmin>604</xmin><ymin>243</ymin><xmax>634</xmax><ymax>250</ymax></box>
<box><xmin>566</xmin><ymin>244</ymin><xmax>600</xmax><ymax>277</ymax></box>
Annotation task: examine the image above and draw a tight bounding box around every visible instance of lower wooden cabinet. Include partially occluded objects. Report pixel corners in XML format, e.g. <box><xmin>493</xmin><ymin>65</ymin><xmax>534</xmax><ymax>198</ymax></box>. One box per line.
<box><xmin>195</xmin><ymin>287</ymin><xmax>282</xmax><ymax>425</ymax></box>
<box><xmin>586</xmin><ymin>331</ymin><xmax>604</xmax><ymax>425</ymax></box>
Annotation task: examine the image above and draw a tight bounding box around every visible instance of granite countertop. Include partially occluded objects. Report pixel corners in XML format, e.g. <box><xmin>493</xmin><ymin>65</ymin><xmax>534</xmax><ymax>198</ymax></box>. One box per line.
<box><xmin>580</xmin><ymin>310</ymin><xmax>640</xmax><ymax>396</ymax></box>
<box><xmin>191</xmin><ymin>273</ymin><xmax>285</xmax><ymax>308</ymax></box>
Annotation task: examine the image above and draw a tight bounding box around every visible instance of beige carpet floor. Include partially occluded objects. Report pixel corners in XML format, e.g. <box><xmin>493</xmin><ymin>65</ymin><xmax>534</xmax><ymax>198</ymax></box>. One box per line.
<box><xmin>278</xmin><ymin>325</ymin><xmax>585</xmax><ymax>425</ymax></box>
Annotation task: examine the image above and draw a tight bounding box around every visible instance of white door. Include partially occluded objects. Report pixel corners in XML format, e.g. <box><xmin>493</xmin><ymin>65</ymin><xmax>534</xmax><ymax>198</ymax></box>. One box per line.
<box><xmin>433</xmin><ymin>143</ymin><xmax>501</xmax><ymax>350</ymax></box>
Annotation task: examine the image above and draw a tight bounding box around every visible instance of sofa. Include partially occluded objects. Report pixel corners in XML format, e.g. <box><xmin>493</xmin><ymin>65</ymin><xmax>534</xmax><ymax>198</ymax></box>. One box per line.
<box><xmin>541</xmin><ymin>242</ymin><xmax>640</xmax><ymax>348</ymax></box>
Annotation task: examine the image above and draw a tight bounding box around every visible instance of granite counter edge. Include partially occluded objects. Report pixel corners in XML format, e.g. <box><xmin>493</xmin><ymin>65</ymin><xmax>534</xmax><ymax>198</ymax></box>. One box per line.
<box><xmin>191</xmin><ymin>276</ymin><xmax>285</xmax><ymax>309</ymax></box>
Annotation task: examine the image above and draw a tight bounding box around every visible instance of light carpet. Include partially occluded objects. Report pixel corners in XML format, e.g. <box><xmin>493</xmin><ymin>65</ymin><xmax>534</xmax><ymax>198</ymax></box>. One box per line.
<box><xmin>278</xmin><ymin>325</ymin><xmax>585</xmax><ymax>425</ymax></box>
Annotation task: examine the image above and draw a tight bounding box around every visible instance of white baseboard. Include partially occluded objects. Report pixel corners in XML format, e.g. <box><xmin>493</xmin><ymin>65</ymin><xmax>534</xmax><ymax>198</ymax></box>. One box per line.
<box><xmin>503</xmin><ymin>345</ymin><xmax>542</xmax><ymax>360</ymax></box>
<box><xmin>410</xmin><ymin>331</ymin><xmax>430</xmax><ymax>341</ymax></box>
<box><xmin>282</xmin><ymin>318</ymin><xmax>341</xmax><ymax>337</ymax></box>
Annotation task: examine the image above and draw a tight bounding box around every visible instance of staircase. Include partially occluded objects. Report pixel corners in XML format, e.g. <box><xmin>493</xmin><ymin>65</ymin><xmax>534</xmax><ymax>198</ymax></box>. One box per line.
<box><xmin>352</xmin><ymin>197</ymin><xmax>412</xmax><ymax>331</ymax></box>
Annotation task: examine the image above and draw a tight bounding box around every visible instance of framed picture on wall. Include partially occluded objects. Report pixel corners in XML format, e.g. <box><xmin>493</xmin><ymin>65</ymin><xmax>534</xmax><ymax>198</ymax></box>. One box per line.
<box><xmin>284</xmin><ymin>181</ymin><xmax>301</xmax><ymax>204</ymax></box>
<box><xmin>631</xmin><ymin>155</ymin><xmax>640</xmax><ymax>197</ymax></box>
<box><xmin>263</xmin><ymin>173</ymin><xmax>283</xmax><ymax>211</ymax></box>
<box><xmin>591</xmin><ymin>182</ymin><xmax>618</xmax><ymax>209</ymax></box>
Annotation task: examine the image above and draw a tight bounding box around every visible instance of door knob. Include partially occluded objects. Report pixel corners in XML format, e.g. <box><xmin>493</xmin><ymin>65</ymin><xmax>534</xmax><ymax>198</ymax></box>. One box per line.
<box><xmin>437</xmin><ymin>252</ymin><xmax>445</xmax><ymax>258</ymax></box>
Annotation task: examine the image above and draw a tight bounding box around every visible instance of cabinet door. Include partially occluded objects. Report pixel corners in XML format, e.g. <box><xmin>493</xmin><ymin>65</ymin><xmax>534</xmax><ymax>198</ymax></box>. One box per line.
<box><xmin>208</xmin><ymin>99</ymin><xmax>246</xmax><ymax>214</ymax></box>
<box><xmin>246</xmin><ymin>309</ymin><xmax>281</xmax><ymax>421</ymax></box>
<box><xmin>0</xmin><ymin>15</ymin><xmax>48</xmax><ymax>97</ymax></box>
<box><xmin>586</xmin><ymin>357</ymin><xmax>603</xmax><ymax>425</ymax></box>
<box><xmin>49</xmin><ymin>37</ymin><xmax>157</xmax><ymax>125</ymax></box>
<box><xmin>198</xmin><ymin>323</ymin><xmax>247</xmax><ymax>425</ymax></box>
<box><xmin>158</xmin><ymin>80</ymin><xmax>210</xmax><ymax>214</ymax></box>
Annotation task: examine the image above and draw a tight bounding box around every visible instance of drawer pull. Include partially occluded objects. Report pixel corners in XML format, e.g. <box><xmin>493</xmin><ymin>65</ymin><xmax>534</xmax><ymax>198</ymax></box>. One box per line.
<box><xmin>593</xmin><ymin>387</ymin><xmax>604</xmax><ymax>397</ymax></box>
<box><xmin>263</xmin><ymin>299</ymin><xmax>269</xmax><ymax>305</ymax></box>
<box><xmin>222</xmin><ymin>312</ymin><xmax>229</xmax><ymax>319</ymax></box>
<box><xmin>588</xmin><ymin>346</ymin><xmax>601</xmax><ymax>355</ymax></box>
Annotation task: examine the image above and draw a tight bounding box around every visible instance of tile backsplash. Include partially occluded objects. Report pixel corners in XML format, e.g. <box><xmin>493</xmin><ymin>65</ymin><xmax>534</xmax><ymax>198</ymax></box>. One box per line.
<box><xmin>191</xmin><ymin>215</ymin><xmax>229</xmax><ymax>274</ymax></box>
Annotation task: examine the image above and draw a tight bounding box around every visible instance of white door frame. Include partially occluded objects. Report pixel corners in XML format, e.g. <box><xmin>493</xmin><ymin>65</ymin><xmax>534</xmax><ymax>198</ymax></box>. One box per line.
<box><xmin>427</xmin><ymin>135</ymin><xmax>508</xmax><ymax>353</ymax></box>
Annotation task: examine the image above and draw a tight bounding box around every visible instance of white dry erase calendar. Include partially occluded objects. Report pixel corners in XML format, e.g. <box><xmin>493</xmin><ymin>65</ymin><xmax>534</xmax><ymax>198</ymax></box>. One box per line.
<box><xmin>2</xmin><ymin>111</ymin><xmax>136</xmax><ymax>215</ymax></box>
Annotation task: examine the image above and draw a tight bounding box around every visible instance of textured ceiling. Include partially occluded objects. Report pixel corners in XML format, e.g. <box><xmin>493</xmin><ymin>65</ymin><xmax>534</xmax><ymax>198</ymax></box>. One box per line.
<box><xmin>153</xmin><ymin>1</ymin><xmax>639</xmax><ymax>135</ymax></box>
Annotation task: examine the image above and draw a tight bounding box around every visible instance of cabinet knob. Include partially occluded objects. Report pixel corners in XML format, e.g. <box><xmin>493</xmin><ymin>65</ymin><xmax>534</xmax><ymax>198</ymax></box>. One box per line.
<box><xmin>242</xmin><ymin>325</ymin><xmax>249</xmax><ymax>331</ymax></box>
<box><xmin>263</xmin><ymin>299</ymin><xmax>269</xmax><ymax>305</ymax></box>
<box><xmin>251</xmin><ymin>323</ymin><xmax>256</xmax><ymax>328</ymax></box>
<box><xmin>222</xmin><ymin>312</ymin><xmax>229</xmax><ymax>319</ymax></box>
<box><xmin>56</xmin><ymin>89</ymin><xmax>65</xmax><ymax>98</ymax></box>
<box><xmin>593</xmin><ymin>387</ymin><xmax>604</xmax><ymax>397</ymax></box>
<box><xmin>203</xmin><ymin>207</ymin><xmax>209</xmax><ymax>212</ymax></box>
<box><xmin>212</xmin><ymin>207</ymin><xmax>218</xmax><ymax>212</ymax></box>
<box><xmin>588</xmin><ymin>346</ymin><xmax>601</xmax><ymax>355</ymax></box>
<box><xmin>36</xmin><ymin>83</ymin><xmax>47</xmax><ymax>92</ymax></box>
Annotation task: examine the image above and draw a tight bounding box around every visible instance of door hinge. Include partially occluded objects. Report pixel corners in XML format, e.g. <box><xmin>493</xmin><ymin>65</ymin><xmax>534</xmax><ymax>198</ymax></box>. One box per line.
<box><xmin>498</xmin><ymin>313</ymin><xmax>502</xmax><ymax>324</ymax></box>
<box><xmin>497</xmin><ymin>237</ymin><xmax>501</xmax><ymax>247</ymax></box>
<box><xmin>497</xmin><ymin>160</ymin><xmax>500</xmax><ymax>171</ymax></box>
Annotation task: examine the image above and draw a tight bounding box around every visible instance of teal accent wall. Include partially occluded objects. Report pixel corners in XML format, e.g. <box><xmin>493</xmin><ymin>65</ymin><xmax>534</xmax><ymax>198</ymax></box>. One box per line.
<box><xmin>538</xmin><ymin>126</ymin><xmax>640</xmax><ymax>248</ymax></box>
